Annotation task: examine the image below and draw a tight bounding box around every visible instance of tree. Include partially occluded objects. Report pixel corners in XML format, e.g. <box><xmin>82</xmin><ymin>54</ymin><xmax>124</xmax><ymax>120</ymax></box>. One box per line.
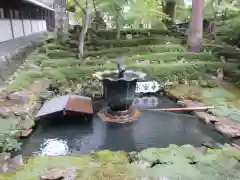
<box><xmin>97</xmin><ymin>0</ymin><xmax>127</xmax><ymax>40</ymax></box>
<box><xmin>68</xmin><ymin>0</ymin><xmax>91</xmax><ymax>59</ymax></box>
<box><xmin>203</xmin><ymin>0</ymin><xmax>240</xmax><ymax>38</ymax></box>
<box><xmin>124</xmin><ymin>0</ymin><xmax>168</xmax><ymax>29</ymax></box>
<box><xmin>187</xmin><ymin>0</ymin><xmax>204</xmax><ymax>52</ymax></box>
<box><xmin>54</xmin><ymin>0</ymin><xmax>69</xmax><ymax>43</ymax></box>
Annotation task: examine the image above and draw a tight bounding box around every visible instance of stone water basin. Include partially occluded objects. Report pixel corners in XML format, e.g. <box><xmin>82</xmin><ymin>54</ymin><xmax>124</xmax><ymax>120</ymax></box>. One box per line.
<box><xmin>22</xmin><ymin>95</ymin><xmax>228</xmax><ymax>157</ymax></box>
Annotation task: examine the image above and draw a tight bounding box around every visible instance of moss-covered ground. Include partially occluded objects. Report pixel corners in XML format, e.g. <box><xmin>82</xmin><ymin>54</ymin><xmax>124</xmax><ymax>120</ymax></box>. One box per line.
<box><xmin>1</xmin><ymin>145</ymin><xmax>240</xmax><ymax>180</ymax></box>
<box><xmin>0</xmin><ymin>29</ymin><xmax>239</xmax><ymax>179</ymax></box>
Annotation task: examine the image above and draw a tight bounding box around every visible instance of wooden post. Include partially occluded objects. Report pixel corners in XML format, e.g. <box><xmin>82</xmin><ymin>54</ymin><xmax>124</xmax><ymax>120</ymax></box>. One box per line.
<box><xmin>29</xmin><ymin>6</ymin><xmax>33</xmax><ymax>33</ymax></box>
<box><xmin>9</xmin><ymin>8</ymin><xmax>14</xmax><ymax>38</ymax></box>
<box><xmin>21</xmin><ymin>9</ymin><xmax>26</xmax><ymax>36</ymax></box>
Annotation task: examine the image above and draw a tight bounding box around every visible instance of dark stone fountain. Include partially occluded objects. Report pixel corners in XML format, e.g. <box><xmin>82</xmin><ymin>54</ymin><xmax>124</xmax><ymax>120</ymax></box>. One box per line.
<box><xmin>93</xmin><ymin>57</ymin><xmax>146</xmax><ymax>123</ymax></box>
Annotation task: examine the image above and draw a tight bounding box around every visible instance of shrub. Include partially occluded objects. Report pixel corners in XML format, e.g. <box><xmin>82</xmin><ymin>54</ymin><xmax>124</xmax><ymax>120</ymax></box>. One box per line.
<box><xmin>46</xmin><ymin>43</ymin><xmax>71</xmax><ymax>51</ymax></box>
<box><xmin>40</xmin><ymin>58</ymin><xmax>80</xmax><ymax>68</ymax></box>
<box><xmin>91</xmin><ymin>36</ymin><xmax>182</xmax><ymax>47</ymax></box>
<box><xmin>129</xmin><ymin>52</ymin><xmax>218</xmax><ymax>63</ymax></box>
<box><xmin>47</xmin><ymin>50</ymin><xmax>77</xmax><ymax>59</ymax></box>
<box><xmin>93</xmin><ymin>28</ymin><xmax>171</xmax><ymax>40</ymax></box>
<box><xmin>129</xmin><ymin>62</ymin><xmax>236</xmax><ymax>80</ymax></box>
<box><xmin>30</xmin><ymin>54</ymin><xmax>49</xmax><ymax>66</ymax></box>
<box><xmin>84</xmin><ymin>44</ymin><xmax>186</xmax><ymax>58</ymax></box>
<box><xmin>218</xmin><ymin>14</ymin><xmax>240</xmax><ymax>45</ymax></box>
<box><xmin>0</xmin><ymin>118</ymin><xmax>21</xmax><ymax>152</ymax></box>
<box><xmin>41</xmin><ymin>62</ymin><xmax>236</xmax><ymax>83</ymax></box>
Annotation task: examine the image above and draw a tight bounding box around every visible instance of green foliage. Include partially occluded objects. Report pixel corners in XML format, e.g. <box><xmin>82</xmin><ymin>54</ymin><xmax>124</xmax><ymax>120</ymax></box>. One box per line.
<box><xmin>218</xmin><ymin>14</ymin><xmax>240</xmax><ymax>45</ymax></box>
<box><xmin>123</xmin><ymin>0</ymin><xmax>168</xmax><ymax>25</ymax></box>
<box><xmin>0</xmin><ymin>118</ymin><xmax>21</xmax><ymax>152</ymax></box>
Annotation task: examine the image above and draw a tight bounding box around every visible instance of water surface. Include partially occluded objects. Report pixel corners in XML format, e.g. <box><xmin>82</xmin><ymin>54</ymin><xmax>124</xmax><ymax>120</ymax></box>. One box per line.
<box><xmin>22</xmin><ymin>96</ymin><xmax>228</xmax><ymax>156</ymax></box>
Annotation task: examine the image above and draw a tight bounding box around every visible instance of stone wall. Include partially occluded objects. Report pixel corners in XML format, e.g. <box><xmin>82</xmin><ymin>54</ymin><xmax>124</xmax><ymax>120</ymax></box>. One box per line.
<box><xmin>0</xmin><ymin>19</ymin><xmax>47</xmax><ymax>42</ymax></box>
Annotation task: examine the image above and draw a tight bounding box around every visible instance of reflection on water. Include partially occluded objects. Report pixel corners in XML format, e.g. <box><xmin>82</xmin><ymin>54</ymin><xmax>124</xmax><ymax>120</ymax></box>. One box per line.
<box><xmin>22</xmin><ymin>96</ymin><xmax>229</xmax><ymax>157</ymax></box>
<box><xmin>39</xmin><ymin>138</ymin><xmax>69</xmax><ymax>156</ymax></box>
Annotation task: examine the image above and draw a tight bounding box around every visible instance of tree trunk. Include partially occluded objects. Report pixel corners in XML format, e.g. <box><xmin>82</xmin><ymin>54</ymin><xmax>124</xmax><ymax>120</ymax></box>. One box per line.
<box><xmin>54</xmin><ymin>0</ymin><xmax>68</xmax><ymax>43</ymax></box>
<box><xmin>162</xmin><ymin>1</ymin><xmax>176</xmax><ymax>25</ymax></box>
<box><xmin>78</xmin><ymin>4</ymin><xmax>90</xmax><ymax>59</ymax></box>
<box><xmin>115</xmin><ymin>12</ymin><xmax>121</xmax><ymax>40</ymax></box>
<box><xmin>187</xmin><ymin>0</ymin><xmax>204</xmax><ymax>52</ymax></box>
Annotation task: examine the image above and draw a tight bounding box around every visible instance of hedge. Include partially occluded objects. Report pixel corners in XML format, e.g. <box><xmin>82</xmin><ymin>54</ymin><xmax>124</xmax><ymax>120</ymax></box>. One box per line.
<box><xmin>46</xmin><ymin>50</ymin><xmax>77</xmax><ymax>59</ymax></box>
<box><xmin>129</xmin><ymin>52</ymin><xmax>218</xmax><ymax>62</ymax></box>
<box><xmin>84</xmin><ymin>44</ymin><xmax>187</xmax><ymax>58</ymax></box>
<box><xmin>40</xmin><ymin>58</ymin><xmax>80</xmax><ymax>68</ymax></box>
<box><xmin>91</xmin><ymin>37</ymin><xmax>183</xmax><ymax>47</ymax></box>
<box><xmin>41</xmin><ymin>62</ymin><xmax>237</xmax><ymax>83</ymax></box>
<box><xmin>82</xmin><ymin>52</ymin><xmax>219</xmax><ymax>66</ymax></box>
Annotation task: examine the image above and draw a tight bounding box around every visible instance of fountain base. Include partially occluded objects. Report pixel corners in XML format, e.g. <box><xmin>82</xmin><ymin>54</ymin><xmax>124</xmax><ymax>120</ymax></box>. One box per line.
<box><xmin>97</xmin><ymin>107</ymin><xmax>141</xmax><ymax>123</ymax></box>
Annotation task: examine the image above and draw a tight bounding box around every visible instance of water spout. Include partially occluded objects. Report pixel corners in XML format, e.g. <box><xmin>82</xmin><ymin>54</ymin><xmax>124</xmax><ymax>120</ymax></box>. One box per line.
<box><xmin>117</xmin><ymin>56</ymin><xmax>126</xmax><ymax>78</ymax></box>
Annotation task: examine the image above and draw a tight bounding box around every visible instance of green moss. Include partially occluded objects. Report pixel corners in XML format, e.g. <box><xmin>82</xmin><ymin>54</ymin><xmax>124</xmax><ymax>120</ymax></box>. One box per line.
<box><xmin>5</xmin><ymin>71</ymin><xmax>42</xmax><ymax>93</ymax></box>
<box><xmin>46</xmin><ymin>49</ymin><xmax>76</xmax><ymax>59</ymax></box>
<box><xmin>167</xmin><ymin>84</ymin><xmax>203</xmax><ymax>101</ymax></box>
<box><xmin>202</xmin><ymin>87</ymin><xmax>240</xmax><ymax>123</ymax></box>
<box><xmin>0</xmin><ymin>146</ymin><xmax>240</xmax><ymax>180</ymax></box>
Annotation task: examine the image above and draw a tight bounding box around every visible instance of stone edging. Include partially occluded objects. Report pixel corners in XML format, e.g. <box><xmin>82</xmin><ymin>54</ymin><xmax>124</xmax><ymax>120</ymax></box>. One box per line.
<box><xmin>178</xmin><ymin>99</ymin><xmax>240</xmax><ymax>139</ymax></box>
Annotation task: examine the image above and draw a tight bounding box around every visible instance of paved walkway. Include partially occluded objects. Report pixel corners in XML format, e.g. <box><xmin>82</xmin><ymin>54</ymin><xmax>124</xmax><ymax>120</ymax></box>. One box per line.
<box><xmin>0</xmin><ymin>32</ymin><xmax>46</xmax><ymax>87</ymax></box>
<box><xmin>0</xmin><ymin>33</ymin><xmax>45</xmax><ymax>56</ymax></box>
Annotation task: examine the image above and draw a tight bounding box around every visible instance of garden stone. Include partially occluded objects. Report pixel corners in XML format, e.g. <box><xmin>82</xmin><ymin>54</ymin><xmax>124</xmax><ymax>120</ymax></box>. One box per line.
<box><xmin>8</xmin><ymin>155</ymin><xmax>24</xmax><ymax>168</ymax></box>
<box><xmin>0</xmin><ymin>107</ymin><xmax>11</xmax><ymax>118</ymax></box>
<box><xmin>21</xmin><ymin>116</ymin><xmax>35</xmax><ymax>130</ymax></box>
<box><xmin>7</xmin><ymin>91</ymin><xmax>29</xmax><ymax>104</ymax></box>
<box><xmin>74</xmin><ymin>84</ymin><xmax>83</xmax><ymax>94</ymax></box>
<box><xmin>32</xmin><ymin>102</ymin><xmax>43</xmax><ymax>112</ymax></box>
<box><xmin>215</xmin><ymin>123</ymin><xmax>240</xmax><ymax>138</ymax></box>
<box><xmin>14</xmin><ymin>108</ymin><xmax>30</xmax><ymax>119</ymax></box>
<box><xmin>193</xmin><ymin>111</ymin><xmax>216</xmax><ymax>124</ymax></box>
<box><xmin>0</xmin><ymin>161</ymin><xmax>9</xmax><ymax>172</ymax></box>
<box><xmin>40</xmin><ymin>168</ymin><xmax>65</xmax><ymax>180</ymax></box>
<box><xmin>0</xmin><ymin>153</ymin><xmax>11</xmax><ymax>173</ymax></box>
<box><xmin>0</xmin><ymin>152</ymin><xmax>11</xmax><ymax>161</ymax></box>
<box><xmin>39</xmin><ymin>90</ymin><xmax>54</xmax><ymax>102</ymax></box>
<box><xmin>40</xmin><ymin>167</ymin><xmax>76</xmax><ymax>180</ymax></box>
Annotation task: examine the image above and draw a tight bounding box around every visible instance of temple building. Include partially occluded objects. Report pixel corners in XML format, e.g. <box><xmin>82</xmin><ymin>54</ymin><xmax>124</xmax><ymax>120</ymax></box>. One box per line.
<box><xmin>0</xmin><ymin>0</ymin><xmax>55</xmax><ymax>43</ymax></box>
